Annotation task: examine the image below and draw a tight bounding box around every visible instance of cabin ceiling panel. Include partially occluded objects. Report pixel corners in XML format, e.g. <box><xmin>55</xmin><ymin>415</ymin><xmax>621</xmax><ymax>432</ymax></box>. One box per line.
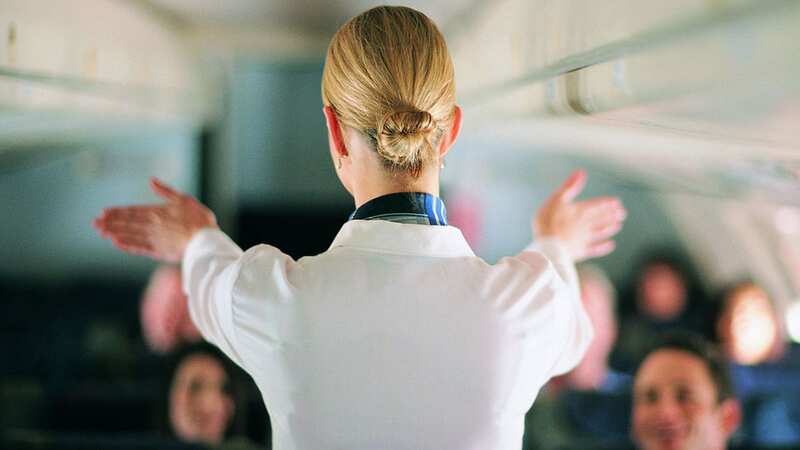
<box><xmin>144</xmin><ymin>0</ymin><xmax>481</xmax><ymax>35</ymax></box>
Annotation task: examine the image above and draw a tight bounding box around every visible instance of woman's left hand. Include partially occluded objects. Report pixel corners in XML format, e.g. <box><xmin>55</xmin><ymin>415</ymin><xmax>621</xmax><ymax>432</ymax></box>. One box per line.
<box><xmin>93</xmin><ymin>178</ymin><xmax>218</xmax><ymax>263</ymax></box>
<box><xmin>534</xmin><ymin>170</ymin><xmax>626</xmax><ymax>262</ymax></box>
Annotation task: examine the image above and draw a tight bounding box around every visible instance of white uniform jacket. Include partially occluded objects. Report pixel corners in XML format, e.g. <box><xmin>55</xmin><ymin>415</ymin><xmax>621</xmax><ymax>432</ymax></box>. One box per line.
<box><xmin>182</xmin><ymin>219</ymin><xmax>593</xmax><ymax>450</ymax></box>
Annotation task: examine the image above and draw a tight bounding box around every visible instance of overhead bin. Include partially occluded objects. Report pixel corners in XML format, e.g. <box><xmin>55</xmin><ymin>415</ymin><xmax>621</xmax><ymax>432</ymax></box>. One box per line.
<box><xmin>449</xmin><ymin>0</ymin><xmax>800</xmax><ymax>161</ymax></box>
<box><xmin>0</xmin><ymin>0</ymin><xmax>209</xmax><ymax>149</ymax></box>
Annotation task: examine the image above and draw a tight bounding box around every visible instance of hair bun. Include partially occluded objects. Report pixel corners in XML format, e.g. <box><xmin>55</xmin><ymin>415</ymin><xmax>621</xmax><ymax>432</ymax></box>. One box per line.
<box><xmin>375</xmin><ymin>108</ymin><xmax>437</xmax><ymax>170</ymax></box>
<box><xmin>378</xmin><ymin>109</ymin><xmax>436</xmax><ymax>137</ymax></box>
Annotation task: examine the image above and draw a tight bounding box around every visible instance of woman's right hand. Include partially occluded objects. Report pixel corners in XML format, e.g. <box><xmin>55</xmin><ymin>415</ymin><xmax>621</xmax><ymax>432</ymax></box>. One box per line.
<box><xmin>93</xmin><ymin>178</ymin><xmax>218</xmax><ymax>263</ymax></box>
<box><xmin>534</xmin><ymin>170</ymin><xmax>626</xmax><ymax>262</ymax></box>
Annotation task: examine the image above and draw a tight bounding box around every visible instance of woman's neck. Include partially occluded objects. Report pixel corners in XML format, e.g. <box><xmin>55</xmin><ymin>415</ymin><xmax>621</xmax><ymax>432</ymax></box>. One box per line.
<box><xmin>352</xmin><ymin>167</ymin><xmax>440</xmax><ymax>208</ymax></box>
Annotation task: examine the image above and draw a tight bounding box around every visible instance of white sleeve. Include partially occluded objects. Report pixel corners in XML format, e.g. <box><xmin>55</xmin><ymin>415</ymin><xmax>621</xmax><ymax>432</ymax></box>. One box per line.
<box><xmin>181</xmin><ymin>228</ymin><xmax>248</xmax><ymax>368</ymax></box>
<box><xmin>519</xmin><ymin>238</ymin><xmax>593</xmax><ymax>377</ymax></box>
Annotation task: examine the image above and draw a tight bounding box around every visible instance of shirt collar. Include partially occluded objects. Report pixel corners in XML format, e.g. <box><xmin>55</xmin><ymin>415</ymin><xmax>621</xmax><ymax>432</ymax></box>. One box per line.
<box><xmin>329</xmin><ymin>220</ymin><xmax>475</xmax><ymax>257</ymax></box>
<box><xmin>349</xmin><ymin>192</ymin><xmax>448</xmax><ymax>226</ymax></box>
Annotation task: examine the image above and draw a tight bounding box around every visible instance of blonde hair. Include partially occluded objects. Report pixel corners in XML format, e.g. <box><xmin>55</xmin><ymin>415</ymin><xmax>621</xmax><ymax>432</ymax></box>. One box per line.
<box><xmin>321</xmin><ymin>6</ymin><xmax>456</xmax><ymax>178</ymax></box>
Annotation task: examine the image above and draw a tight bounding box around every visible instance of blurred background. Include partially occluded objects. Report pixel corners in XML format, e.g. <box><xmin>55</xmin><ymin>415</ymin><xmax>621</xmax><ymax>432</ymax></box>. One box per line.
<box><xmin>1</xmin><ymin>0</ymin><xmax>799</xmax><ymax>449</ymax></box>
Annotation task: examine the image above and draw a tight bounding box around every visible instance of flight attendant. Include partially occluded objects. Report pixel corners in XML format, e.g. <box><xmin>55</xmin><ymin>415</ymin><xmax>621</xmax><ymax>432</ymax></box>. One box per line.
<box><xmin>94</xmin><ymin>6</ymin><xmax>626</xmax><ymax>449</ymax></box>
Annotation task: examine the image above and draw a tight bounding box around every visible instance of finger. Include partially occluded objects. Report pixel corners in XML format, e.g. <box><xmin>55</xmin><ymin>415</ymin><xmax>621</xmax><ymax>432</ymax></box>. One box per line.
<box><xmin>96</xmin><ymin>219</ymin><xmax>151</xmax><ymax>238</ymax></box>
<box><xmin>150</xmin><ymin>177</ymin><xmax>184</xmax><ymax>202</ymax></box>
<box><xmin>95</xmin><ymin>222</ymin><xmax>150</xmax><ymax>238</ymax></box>
<box><xmin>100</xmin><ymin>205</ymin><xmax>161</xmax><ymax>222</ymax></box>
<box><xmin>110</xmin><ymin>231</ymin><xmax>150</xmax><ymax>245</ymax></box>
<box><xmin>117</xmin><ymin>244</ymin><xmax>157</xmax><ymax>259</ymax></box>
<box><xmin>554</xmin><ymin>169</ymin><xmax>587</xmax><ymax>204</ymax></box>
<box><xmin>94</xmin><ymin>207</ymin><xmax>128</xmax><ymax>225</ymax></box>
<box><xmin>590</xmin><ymin>221</ymin><xmax>624</xmax><ymax>241</ymax></box>
<box><xmin>579</xmin><ymin>202</ymin><xmax>627</xmax><ymax>222</ymax></box>
<box><xmin>96</xmin><ymin>209</ymin><xmax>156</xmax><ymax>226</ymax></box>
<box><xmin>98</xmin><ymin>205</ymin><xmax>166</xmax><ymax>225</ymax></box>
<box><xmin>584</xmin><ymin>205</ymin><xmax>627</xmax><ymax>225</ymax></box>
<box><xmin>105</xmin><ymin>207</ymin><xmax>161</xmax><ymax>222</ymax></box>
<box><xmin>112</xmin><ymin>235</ymin><xmax>155</xmax><ymax>256</ymax></box>
<box><xmin>578</xmin><ymin>196</ymin><xmax>622</xmax><ymax>210</ymax></box>
<box><xmin>584</xmin><ymin>240</ymin><xmax>616</xmax><ymax>259</ymax></box>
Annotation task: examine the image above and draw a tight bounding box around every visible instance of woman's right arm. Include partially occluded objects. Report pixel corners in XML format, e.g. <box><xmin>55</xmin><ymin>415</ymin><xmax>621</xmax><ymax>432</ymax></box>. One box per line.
<box><xmin>181</xmin><ymin>228</ymin><xmax>249</xmax><ymax>368</ymax></box>
<box><xmin>93</xmin><ymin>178</ymin><xmax>250</xmax><ymax>367</ymax></box>
<box><xmin>93</xmin><ymin>177</ymin><xmax>218</xmax><ymax>262</ymax></box>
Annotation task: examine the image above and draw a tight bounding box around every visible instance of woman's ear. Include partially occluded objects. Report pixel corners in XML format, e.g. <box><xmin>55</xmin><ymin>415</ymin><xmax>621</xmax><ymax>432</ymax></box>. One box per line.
<box><xmin>323</xmin><ymin>106</ymin><xmax>349</xmax><ymax>159</ymax></box>
<box><xmin>438</xmin><ymin>105</ymin><xmax>462</xmax><ymax>158</ymax></box>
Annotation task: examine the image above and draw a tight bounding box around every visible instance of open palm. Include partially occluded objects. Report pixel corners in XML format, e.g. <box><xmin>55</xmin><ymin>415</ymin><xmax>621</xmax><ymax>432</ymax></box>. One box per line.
<box><xmin>93</xmin><ymin>178</ymin><xmax>218</xmax><ymax>262</ymax></box>
<box><xmin>534</xmin><ymin>170</ymin><xmax>627</xmax><ymax>262</ymax></box>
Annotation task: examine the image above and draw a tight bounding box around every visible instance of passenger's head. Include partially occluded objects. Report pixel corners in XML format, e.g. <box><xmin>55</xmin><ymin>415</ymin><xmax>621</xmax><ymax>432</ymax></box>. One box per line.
<box><xmin>167</xmin><ymin>343</ymin><xmax>235</xmax><ymax>446</ymax></box>
<box><xmin>140</xmin><ymin>265</ymin><xmax>201</xmax><ymax>354</ymax></box>
<box><xmin>565</xmin><ymin>264</ymin><xmax>618</xmax><ymax>389</ymax></box>
<box><xmin>321</xmin><ymin>6</ymin><xmax>461</xmax><ymax>189</ymax></box>
<box><xmin>636</xmin><ymin>255</ymin><xmax>690</xmax><ymax>321</ymax></box>
<box><xmin>632</xmin><ymin>333</ymin><xmax>741</xmax><ymax>450</ymax></box>
<box><xmin>716</xmin><ymin>280</ymin><xmax>784</xmax><ymax>365</ymax></box>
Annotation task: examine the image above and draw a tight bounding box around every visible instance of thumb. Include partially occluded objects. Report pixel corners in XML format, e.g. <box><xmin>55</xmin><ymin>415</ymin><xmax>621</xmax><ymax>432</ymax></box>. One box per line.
<box><xmin>150</xmin><ymin>177</ymin><xmax>184</xmax><ymax>202</ymax></box>
<box><xmin>554</xmin><ymin>169</ymin><xmax>587</xmax><ymax>204</ymax></box>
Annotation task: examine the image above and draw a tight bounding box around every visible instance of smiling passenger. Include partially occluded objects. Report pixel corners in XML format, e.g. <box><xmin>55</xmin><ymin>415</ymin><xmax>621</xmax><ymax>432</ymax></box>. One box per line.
<box><xmin>632</xmin><ymin>333</ymin><xmax>741</xmax><ymax>450</ymax></box>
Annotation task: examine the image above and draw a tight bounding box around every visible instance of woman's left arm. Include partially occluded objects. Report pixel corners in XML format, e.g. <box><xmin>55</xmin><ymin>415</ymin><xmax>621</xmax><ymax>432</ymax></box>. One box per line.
<box><xmin>518</xmin><ymin>170</ymin><xmax>627</xmax><ymax>377</ymax></box>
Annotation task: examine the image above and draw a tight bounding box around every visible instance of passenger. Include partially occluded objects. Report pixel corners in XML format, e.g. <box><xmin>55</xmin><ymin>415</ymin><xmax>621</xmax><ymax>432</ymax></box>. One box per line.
<box><xmin>716</xmin><ymin>281</ymin><xmax>800</xmax><ymax>444</ymax></box>
<box><xmin>632</xmin><ymin>332</ymin><xmax>741</xmax><ymax>450</ymax></box>
<box><xmin>716</xmin><ymin>280</ymin><xmax>785</xmax><ymax>366</ymax></box>
<box><xmin>523</xmin><ymin>264</ymin><xmax>631</xmax><ymax>449</ymax></box>
<box><xmin>613</xmin><ymin>252</ymin><xmax>712</xmax><ymax>372</ymax></box>
<box><xmin>93</xmin><ymin>6</ymin><xmax>627</xmax><ymax>449</ymax></box>
<box><xmin>141</xmin><ymin>265</ymin><xmax>201</xmax><ymax>354</ymax></box>
<box><xmin>162</xmin><ymin>343</ymin><xmax>245</xmax><ymax>447</ymax></box>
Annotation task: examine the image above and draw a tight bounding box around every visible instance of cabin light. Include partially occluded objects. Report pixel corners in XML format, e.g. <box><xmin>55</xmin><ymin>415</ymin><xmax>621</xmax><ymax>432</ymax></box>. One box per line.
<box><xmin>787</xmin><ymin>302</ymin><xmax>800</xmax><ymax>343</ymax></box>
<box><xmin>774</xmin><ymin>207</ymin><xmax>800</xmax><ymax>235</ymax></box>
